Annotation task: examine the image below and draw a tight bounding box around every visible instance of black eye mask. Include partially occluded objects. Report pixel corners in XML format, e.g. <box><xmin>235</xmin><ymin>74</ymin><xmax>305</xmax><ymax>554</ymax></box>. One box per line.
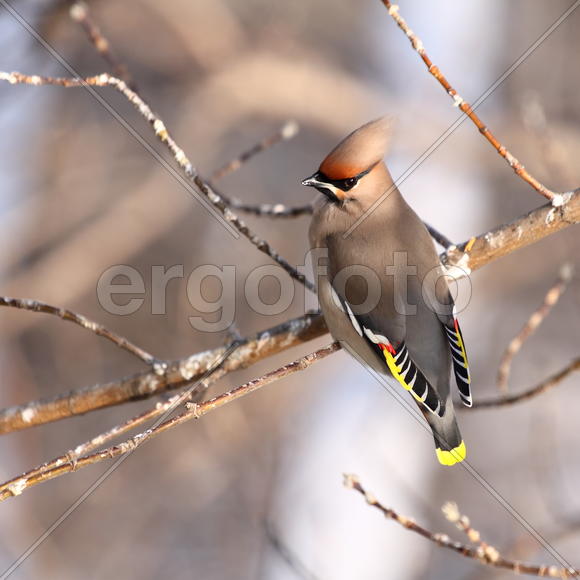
<box><xmin>317</xmin><ymin>162</ymin><xmax>377</xmax><ymax>192</ymax></box>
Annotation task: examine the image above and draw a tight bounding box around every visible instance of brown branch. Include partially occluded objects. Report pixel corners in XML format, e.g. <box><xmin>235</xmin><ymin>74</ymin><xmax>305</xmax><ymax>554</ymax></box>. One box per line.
<box><xmin>0</xmin><ymin>312</ymin><xmax>327</xmax><ymax>433</ymax></box>
<box><xmin>69</xmin><ymin>1</ymin><xmax>136</xmax><ymax>90</ymax></box>
<box><xmin>208</xmin><ymin>121</ymin><xmax>318</xmax><ymax>217</ymax></box>
<box><xmin>345</xmin><ymin>474</ymin><xmax>580</xmax><ymax>577</ymax></box>
<box><xmin>0</xmin><ymin>367</ymin><xmax>230</xmax><ymax>501</ymax></box>
<box><xmin>210</xmin><ymin>121</ymin><xmax>313</xmax><ymax>218</ymax></box>
<box><xmin>442</xmin><ymin>189</ymin><xmax>580</xmax><ymax>274</ymax></box>
<box><xmin>0</xmin><ymin>296</ymin><xmax>159</xmax><ymax>368</ymax></box>
<box><xmin>219</xmin><ymin>197</ymin><xmax>315</xmax><ymax>218</ymax></box>
<box><xmin>211</xmin><ymin>120</ymin><xmax>298</xmax><ymax>181</ymax></box>
<box><xmin>208</xmin><ymin>179</ymin><xmax>315</xmax><ymax>218</ymax></box>
<box><xmin>471</xmin><ymin>357</ymin><xmax>580</xmax><ymax>410</ymax></box>
<box><xmin>0</xmin><ymin>71</ymin><xmax>314</xmax><ymax>292</ymax></box>
<box><xmin>1</xmin><ymin>188</ymin><xmax>578</xmax><ymax>433</ymax></box>
<box><xmin>380</xmin><ymin>1</ymin><xmax>569</xmax><ymax>205</ymax></box>
<box><xmin>442</xmin><ymin>501</ymin><xmax>499</xmax><ymax>559</ymax></box>
<box><xmin>0</xmin><ymin>343</ymin><xmax>340</xmax><ymax>501</ymax></box>
<box><xmin>497</xmin><ymin>264</ymin><xmax>574</xmax><ymax>392</ymax></box>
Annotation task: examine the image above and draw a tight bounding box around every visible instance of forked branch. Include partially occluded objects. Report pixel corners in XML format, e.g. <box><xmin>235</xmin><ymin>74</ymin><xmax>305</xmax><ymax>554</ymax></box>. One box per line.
<box><xmin>346</xmin><ymin>475</ymin><xmax>580</xmax><ymax>577</ymax></box>
<box><xmin>0</xmin><ymin>343</ymin><xmax>340</xmax><ymax>501</ymax></box>
<box><xmin>0</xmin><ymin>296</ymin><xmax>159</xmax><ymax>367</ymax></box>
<box><xmin>0</xmin><ymin>71</ymin><xmax>314</xmax><ymax>292</ymax></box>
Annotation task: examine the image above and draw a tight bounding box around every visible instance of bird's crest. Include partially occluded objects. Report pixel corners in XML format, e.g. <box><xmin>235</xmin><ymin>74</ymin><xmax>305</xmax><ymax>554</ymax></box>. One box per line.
<box><xmin>319</xmin><ymin>116</ymin><xmax>392</xmax><ymax>180</ymax></box>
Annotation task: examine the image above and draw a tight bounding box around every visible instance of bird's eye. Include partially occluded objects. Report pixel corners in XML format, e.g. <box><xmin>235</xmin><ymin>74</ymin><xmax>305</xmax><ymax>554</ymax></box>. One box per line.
<box><xmin>343</xmin><ymin>177</ymin><xmax>358</xmax><ymax>191</ymax></box>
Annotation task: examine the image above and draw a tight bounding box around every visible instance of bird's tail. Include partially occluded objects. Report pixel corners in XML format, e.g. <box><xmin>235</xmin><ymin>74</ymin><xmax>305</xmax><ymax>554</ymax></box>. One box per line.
<box><xmin>424</xmin><ymin>402</ymin><xmax>466</xmax><ymax>466</ymax></box>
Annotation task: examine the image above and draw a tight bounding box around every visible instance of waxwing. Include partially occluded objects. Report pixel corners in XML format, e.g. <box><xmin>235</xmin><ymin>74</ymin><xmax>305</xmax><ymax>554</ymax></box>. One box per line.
<box><xmin>302</xmin><ymin>117</ymin><xmax>472</xmax><ymax>466</ymax></box>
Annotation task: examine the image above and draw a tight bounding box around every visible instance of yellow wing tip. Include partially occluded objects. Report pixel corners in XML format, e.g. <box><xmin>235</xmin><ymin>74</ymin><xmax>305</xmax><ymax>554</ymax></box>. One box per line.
<box><xmin>436</xmin><ymin>441</ymin><xmax>467</xmax><ymax>466</ymax></box>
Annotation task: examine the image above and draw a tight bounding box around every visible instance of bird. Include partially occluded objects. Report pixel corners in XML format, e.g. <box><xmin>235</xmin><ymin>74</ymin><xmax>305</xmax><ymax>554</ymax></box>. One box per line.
<box><xmin>302</xmin><ymin>117</ymin><xmax>471</xmax><ymax>466</ymax></box>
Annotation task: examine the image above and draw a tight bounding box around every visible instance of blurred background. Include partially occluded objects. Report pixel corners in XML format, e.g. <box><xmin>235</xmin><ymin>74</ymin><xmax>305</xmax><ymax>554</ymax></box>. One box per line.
<box><xmin>0</xmin><ymin>0</ymin><xmax>579</xmax><ymax>578</ymax></box>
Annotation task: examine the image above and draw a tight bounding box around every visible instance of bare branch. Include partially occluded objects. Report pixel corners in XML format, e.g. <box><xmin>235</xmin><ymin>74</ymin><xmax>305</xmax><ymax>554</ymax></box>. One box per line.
<box><xmin>219</xmin><ymin>196</ymin><xmax>315</xmax><ymax>218</ymax></box>
<box><xmin>497</xmin><ymin>264</ymin><xmax>574</xmax><ymax>392</ymax></box>
<box><xmin>442</xmin><ymin>190</ymin><xmax>580</xmax><ymax>274</ymax></box>
<box><xmin>345</xmin><ymin>474</ymin><xmax>580</xmax><ymax>577</ymax></box>
<box><xmin>472</xmin><ymin>357</ymin><xmax>580</xmax><ymax>410</ymax></box>
<box><xmin>0</xmin><ymin>367</ymin><xmax>228</xmax><ymax>501</ymax></box>
<box><xmin>0</xmin><ymin>343</ymin><xmax>340</xmax><ymax>501</ymax></box>
<box><xmin>0</xmin><ymin>296</ymin><xmax>159</xmax><ymax>367</ymax></box>
<box><xmin>211</xmin><ymin>120</ymin><xmax>298</xmax><ymax>181</ymax></box>
<box><xmin>442</xmin><ymin>501</ymin><xmax>498</xmax><ymax>557</ymax></box>
<box><xmin>69</xmin><ymin>1</ymin><xmax>136</xmax><ymax>90</ymax></box>
<box><xmin>0</xmin><ymin>312</ymin><xmax>327</xmax><ymax>433</ymax></box>
<box><xmin>209</xmin><ymin>121</ymin><xmax>313</xmax><ymax>218</ymax></box>
<box><xmin>379</xmin><ymin>1</ymin><xmax>571</xmax><ymax>205</ymax></box>
<box><xmin>0</xmin><ymin>71</ymin><xmax>314</xmax><ymax>292</ymax></box>
<box><xmin>208</xmin><ymin>121</ymin><xmax>318</xmax><ymax>217</ymax></box>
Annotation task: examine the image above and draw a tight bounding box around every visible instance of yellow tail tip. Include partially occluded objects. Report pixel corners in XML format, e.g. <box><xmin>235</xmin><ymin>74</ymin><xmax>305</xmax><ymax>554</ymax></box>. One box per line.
<box><xmin>436</xmin><ymin>441</ymin><xmax>467</xmax><ymax>466</ymax></box>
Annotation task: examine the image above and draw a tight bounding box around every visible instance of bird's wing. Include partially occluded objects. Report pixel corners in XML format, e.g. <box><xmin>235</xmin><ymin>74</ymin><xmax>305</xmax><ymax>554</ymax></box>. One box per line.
<box><xmin>442</xmin><ymin>311</ymin><xmax>472</xmax><ymax>407</ymax></box>
<box><xmin>425</xmin><ymin>280</ymin><xmax>472</xmax><ymax>407</ymax></box>
<box><xmin>329</xmin><ymin>285</ymin><xmax>445</xmax><ymax>417</ymax></box>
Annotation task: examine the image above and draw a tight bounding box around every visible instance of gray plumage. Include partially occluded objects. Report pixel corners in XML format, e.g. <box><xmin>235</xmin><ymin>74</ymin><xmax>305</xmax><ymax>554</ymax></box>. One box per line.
<box><xmin>303</xmin><ymin>118</ymin><xmax>471</xmax><ymax>466</ymax></box>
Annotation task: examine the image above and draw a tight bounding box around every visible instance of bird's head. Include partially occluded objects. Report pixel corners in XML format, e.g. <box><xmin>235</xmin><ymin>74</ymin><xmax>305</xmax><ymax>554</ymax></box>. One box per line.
<box><xmin>302</xmin><ymin>117</ymin><xmax>392</xmax><ymax>204</ymax></box>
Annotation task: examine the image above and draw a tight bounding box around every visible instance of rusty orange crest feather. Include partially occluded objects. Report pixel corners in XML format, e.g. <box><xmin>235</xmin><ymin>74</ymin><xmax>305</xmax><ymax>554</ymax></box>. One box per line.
<box><xmin>319</xmin><ymin>116</ymin><xmax>392</xmax><ymax>179</ymax></box>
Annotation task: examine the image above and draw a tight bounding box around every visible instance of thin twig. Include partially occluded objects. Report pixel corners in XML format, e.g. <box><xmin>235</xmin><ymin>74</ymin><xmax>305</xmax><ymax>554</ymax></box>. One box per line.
<box><xmin>472</xmin><ymin>358</ymin><xmax>580</xmax><ymax>410</ymax></box>
<box><xmin>0</xmin><ymin>296</ymin><xmax>159</xmax><ymax>368</ymax></box>
<box><xmin>209</xmin><ymin>121</ymin><xmax>315</xmax><ymax>218</ymax></box>
<box><xmin>0</xmin><ymin>71</ymin><xmax>314</xmax><ymax>292</ymax></box>
<box><xmin>221</xmin><ymin>197</ymin><xmax>315</xmax><ymax>218</ymax></box>
<box><xmin>211</xmin><ymin>121</ymin><xmax>299</xmax><ymax>181</ymax></box>
<box><xmin>345</xmin><ymin>474</ymin><xmax>580</xmax><ymax>577</ymax></box>
<box><xmin>442</xmin><ymin>502</ymin><xmax>498</xmax><ymax>559</ymax></box>
<box><xmin>0</xmin><ymin>343</ymin><xmax>340</xmax><ymax>501</ymax></box>
<box><xmin>69</xmin><ymin>1</ymin><xmax>136</xmax><ymax>90</ymax></box>
<box><xmin>208</xmin><ymin>179</ymin><xmax>315</xmax><ymax>218</ymax></box>
<box><xmin>497</xmin><ymin>264</ymin><xmax>574</xmax><ymax>392</ymax></box>
<box><xmin>380</xmin><ymin>1</ymin><xmax>568</xmax><ymax>206</ymax></box>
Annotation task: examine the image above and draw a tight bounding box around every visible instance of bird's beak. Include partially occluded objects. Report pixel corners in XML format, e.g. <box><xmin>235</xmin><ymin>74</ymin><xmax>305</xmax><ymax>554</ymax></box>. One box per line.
<box><xmin>301</xmin><ymin>172</ymin><xmax>341</xmax><ymax>202</ymax></box>
<box><xmin>301</xmin><ymin>173</ymin><xmax>323</xmax><ymax>188</ymax></box>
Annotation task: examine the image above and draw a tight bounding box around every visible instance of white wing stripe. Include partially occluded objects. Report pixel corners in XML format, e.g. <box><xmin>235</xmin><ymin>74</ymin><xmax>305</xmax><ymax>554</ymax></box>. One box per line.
<box><xmin>397</xmin><ymin>350</ymin><xmax>409</xmax><ymax>368</ymax></box>
<box><xmin>449</xmin><ymin>342</ymin><xmax>463</xmax><ymax>356</ymax></box>
<box><xmin>344</xmin><ymin>302</ymin><xmax>363</xmax><ymax>337</ymax></box>
<box><xmin>399</xmin><ymin>358</ymin><xmax>412</xmax><ymax>379</ymax></box>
